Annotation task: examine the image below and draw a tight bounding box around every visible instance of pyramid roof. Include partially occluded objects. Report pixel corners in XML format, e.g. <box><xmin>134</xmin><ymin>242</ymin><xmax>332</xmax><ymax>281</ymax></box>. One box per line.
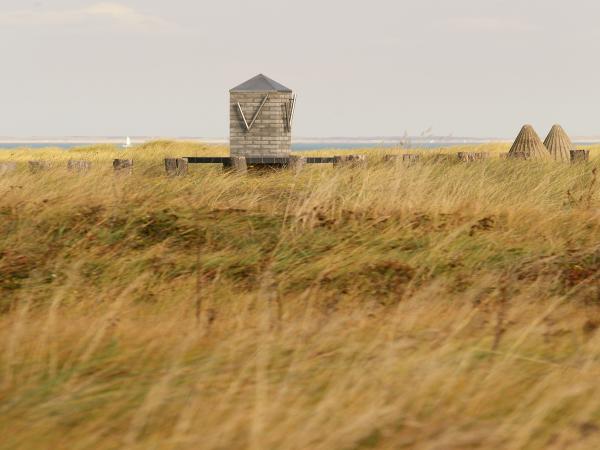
<box><xmin>508</xmin><ymin>125</ymin><xmax>551</xmax><ymax>160</ymax></box>
<box><xmin>230</xmin><ymin>74</ymin><xmax>292</xmax><ymax>93</ymax></box>
<box><xmin>543</xmin><ymin>124</ymin><xmax>573</xmax><ymax>162</ymax></box>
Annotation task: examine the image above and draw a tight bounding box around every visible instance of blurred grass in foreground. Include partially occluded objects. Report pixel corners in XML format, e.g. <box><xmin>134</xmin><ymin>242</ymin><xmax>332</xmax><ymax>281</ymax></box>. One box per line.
<box><xmin>0</xmin><ymin>142</ymin><xmax>599</xmax><ymax>449</ymax></box>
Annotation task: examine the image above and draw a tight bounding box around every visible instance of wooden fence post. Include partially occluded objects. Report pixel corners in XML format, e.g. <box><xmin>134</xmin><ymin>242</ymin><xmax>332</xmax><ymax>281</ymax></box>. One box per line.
<box><xmin>165</xmin><ymin>158</ymin><xmax>189</xmax><ymax>176</ymax></box>
<box><xmin>0</xmin><ymin>162</ymin><xmax>17</xmax><ymax>175</ymax></box>
<box><xmin>457</xmin><ymin>152</ymin><xmax>490</xmax><ymax>162</ymax></box>
<box><xmin>288</xmin><ymin>155</ymin><xmax>306</xmax><ymax>173</ymax></box>
<box><xmin>570</xmin><ymin>150</ymin><xmax>590</xmax><ymax>163</ymax></box>
<box><xmin>223</xmin><ymin>156</ymin><xmax>247</xmax><ymax>174</ymax></box>
<box><xmin>333</xmin><ymin>155</ymin><xmax>367</xmax><ymax>168</ymax></box>
<box><xmin>28</xmin><ymin>161</ymin><xmax>50</xmax><ymax>173</ymax></box>
<box><xmin>402</xmin><ymin>154</ymin><xmax>420</xmax><ymax>165</ymax></box>
<box><xmin>113</xmin><ymin>159</ymin><xmax>133</xmax><ymax>174</ymax></box>
<box><xmin>67</xmin><ymin>160</ymin><xmax>92</xmax><ymax>173</ymax></box>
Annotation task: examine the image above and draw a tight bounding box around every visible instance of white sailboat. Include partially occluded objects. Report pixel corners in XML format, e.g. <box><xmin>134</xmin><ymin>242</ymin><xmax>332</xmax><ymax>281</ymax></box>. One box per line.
<box><xmin>123</xmin><ymin>136</ymin><xmax>132</xmax><ymax>149</ymax></box>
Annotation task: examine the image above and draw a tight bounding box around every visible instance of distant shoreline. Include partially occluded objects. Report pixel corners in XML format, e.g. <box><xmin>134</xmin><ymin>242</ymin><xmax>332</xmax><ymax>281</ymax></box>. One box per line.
<box><xmin>0</xmin><ymin>137</ymin><xmax>508</xmax><ymax>145</ymax></box>
<box><xmin>0</xmin><ymin>137</ymin><xmax>598</xmax><ymax>147</ymax></box>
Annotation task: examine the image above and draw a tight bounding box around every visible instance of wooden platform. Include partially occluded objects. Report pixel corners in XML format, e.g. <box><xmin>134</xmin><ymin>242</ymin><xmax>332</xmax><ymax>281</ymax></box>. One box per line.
<box><xmin>184</xmin><ymin>156</ymin><xmax>336</xmax><ymax>165</ymax></box>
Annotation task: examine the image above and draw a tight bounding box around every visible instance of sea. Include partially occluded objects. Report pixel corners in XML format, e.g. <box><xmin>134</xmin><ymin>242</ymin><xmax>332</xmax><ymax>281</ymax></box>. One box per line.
<box><xmin>0</xmin><ymin>142</ymin><xmax>494</xmax><ymax>151</ymax></box>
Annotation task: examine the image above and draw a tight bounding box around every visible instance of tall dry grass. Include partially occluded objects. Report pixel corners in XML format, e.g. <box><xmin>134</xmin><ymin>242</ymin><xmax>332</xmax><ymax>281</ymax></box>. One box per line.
<box><xmin>0</xmin><ymin>142</ymin><xmax>599</xmax><ymax>449</ymax></box>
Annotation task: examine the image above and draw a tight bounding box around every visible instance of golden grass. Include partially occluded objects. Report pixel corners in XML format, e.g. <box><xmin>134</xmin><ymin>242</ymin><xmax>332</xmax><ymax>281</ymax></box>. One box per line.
<box><xmin>0</xmin><ymin>142</ymin><xmax>599</xmax><ymax>449</ymax></box>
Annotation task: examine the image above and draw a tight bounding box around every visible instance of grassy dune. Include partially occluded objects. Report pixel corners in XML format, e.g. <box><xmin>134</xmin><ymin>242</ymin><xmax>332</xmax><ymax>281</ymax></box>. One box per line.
<box><xmin>1</xmin><ymin>142</ymin><xmax>600</xmax><ymax>449</ymax></box>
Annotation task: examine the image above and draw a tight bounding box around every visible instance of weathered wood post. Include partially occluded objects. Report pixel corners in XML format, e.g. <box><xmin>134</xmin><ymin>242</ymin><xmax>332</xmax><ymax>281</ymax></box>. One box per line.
<box><xmin>570</xmin><ymin>150</ymin><xmax>590</xmax><ymax>163</ymax></box>
<box><xmin>177</xmin><ymin>157</ymin><xmax>189</xmax><ymax>175</ymax></box>
<box><xmin>457</xmin><ymin>152</ymin><xmax>490</xmax><ymax>162</ymax></box>
<box><xmin>0</xmin><ymin>162</ymin><xmax>17</xmax><ymax>175</ymax></box>
<box><xmin>67</xmin><ymin>160</ymin><xmax>92</xmax><ymax>173</ymax></box>
<box><xmin>402</xmin><ymin>154</ymin><xmax>420</xmax><ymax>165</ymax></box>
<box><xmin>28</xmin><ymin>161</ymin><xmax>50</xmax><ymax>173</ymax></box>
<box><xmin>113</xmin><ymin>159</ymin><xmax>133</xmax><ymax>174</ymax></box>
<box><xmin>164</xmin><ymin>158</ymin><xmax>189</xmax><ymax>176</ymax></box>
<box><xmin>223</xmin><ymin>156</ymin><xmax>247</xmax><ymax>174</ymax></box>
<box><xmin>333</xmin><ymin>155</ymin><xmax>367</xmax><ymax>168</ymax></box>
<box><xmin>287</xmin><ymin>155</ymin><xmax>306</xmax><ymax>173</ymax></box>
<box><xmin>165</xmin><ymin>158</ymin><xmax>177</xmax><ymax>176</ymax></box>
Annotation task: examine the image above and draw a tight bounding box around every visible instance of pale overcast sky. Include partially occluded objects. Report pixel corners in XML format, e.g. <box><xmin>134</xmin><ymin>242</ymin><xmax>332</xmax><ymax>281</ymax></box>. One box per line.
<box><xmin>1</xmin><ymin>0</ymin><xmax>599</xmax><ymax>138</ymax></box>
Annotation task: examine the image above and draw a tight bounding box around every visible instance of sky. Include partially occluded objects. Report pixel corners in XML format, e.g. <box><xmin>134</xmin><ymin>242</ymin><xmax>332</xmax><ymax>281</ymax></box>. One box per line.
<box><xmin>1</xmin><ymin>0</ymin><xmax>599</xmax><ymax>139</ymax></box>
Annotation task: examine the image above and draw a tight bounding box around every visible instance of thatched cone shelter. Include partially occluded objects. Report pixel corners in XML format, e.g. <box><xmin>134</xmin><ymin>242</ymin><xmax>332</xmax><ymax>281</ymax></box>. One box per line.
<box><xmin>508</xmin><ymin>125</ymin><xmax>551</xmax><ymax>160</ymax></box>
<box><xmin>543</xmin><ymin>124</ymin><xmax>573</xmax><ymax>162</ymax></box>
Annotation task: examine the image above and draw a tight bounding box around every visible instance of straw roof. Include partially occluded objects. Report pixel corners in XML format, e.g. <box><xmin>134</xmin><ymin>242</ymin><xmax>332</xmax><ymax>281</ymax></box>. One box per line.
<box><xmin>543</xmin><ymin>124</ymin><xmax>573</xmax><ymax>162</ymax></box>
<box><xmin>508</xmin><ymin>125</ymin><xmax>551</xmax><ymax>160</ymax></box>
